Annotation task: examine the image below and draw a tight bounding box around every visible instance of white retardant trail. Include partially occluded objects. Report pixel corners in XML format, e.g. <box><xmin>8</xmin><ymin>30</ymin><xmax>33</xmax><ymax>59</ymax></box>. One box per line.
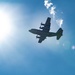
<box><xmin>44</xmin><ymin>0</ymin><xmax>63</xmax><ymax>27</ymax></box>
<box><xmin>56</xmin><ymin>19</ymin><xmax>63</xmax><ymax>27</ymax></box>
<box><xmin>44</xmin><ymin>0</ymin><xmax>56</xmax><ymax>18</ymax></box>
<box><xmin>49</xmin><ymin>6</ymin><xmax>56</xmax><ymax>18</ymax></box>
<box><xmin>44</xmin><ymin>0</ymin><xmax>53</xmax><ymax>9</ymax></box>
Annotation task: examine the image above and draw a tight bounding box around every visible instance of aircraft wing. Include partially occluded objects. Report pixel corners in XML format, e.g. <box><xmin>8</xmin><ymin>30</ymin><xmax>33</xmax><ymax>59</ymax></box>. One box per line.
<box><xmin>38</xmin><ymin>35</ymin><xmax>46</xmax><ymax>43</ymax></box>
<box><xmin>43</xmin><ymin>17</ymin><xmax>51</xmax><ymax>32</ymax></box>
<box><xmin>45</xmin><ymin>17</ymin><xmax>51</xmax><ymax>25</ymax></box>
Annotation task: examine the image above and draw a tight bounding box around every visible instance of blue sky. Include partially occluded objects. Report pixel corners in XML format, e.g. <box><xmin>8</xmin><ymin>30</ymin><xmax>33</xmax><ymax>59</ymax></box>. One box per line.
<box><xmin>0</xmin><ymin>0</ymin><xmax>75</xmax><ymax>75</ymax></box>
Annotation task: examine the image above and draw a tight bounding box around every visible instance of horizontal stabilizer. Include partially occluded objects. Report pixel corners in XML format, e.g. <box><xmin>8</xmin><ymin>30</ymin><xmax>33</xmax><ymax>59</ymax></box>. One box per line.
<box><xmin>56</xmin><ymin>28</ymin><xmax>63</xmax><ymax>40</ymax></box>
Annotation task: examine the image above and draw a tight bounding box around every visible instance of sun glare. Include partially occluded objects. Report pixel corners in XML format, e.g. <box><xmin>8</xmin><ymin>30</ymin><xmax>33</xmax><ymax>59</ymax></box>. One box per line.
<box><xmin>0</xmin><ymin>9</ymin><xmax>12</xmax><ymax>42</ymax></box>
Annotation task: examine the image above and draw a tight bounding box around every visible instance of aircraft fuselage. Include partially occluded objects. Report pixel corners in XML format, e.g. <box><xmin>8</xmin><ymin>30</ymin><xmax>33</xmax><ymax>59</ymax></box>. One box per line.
<box><xmin>29</xmin><ymin>29</ymin><xmax>56</xmax><ymax>37</ymax></box>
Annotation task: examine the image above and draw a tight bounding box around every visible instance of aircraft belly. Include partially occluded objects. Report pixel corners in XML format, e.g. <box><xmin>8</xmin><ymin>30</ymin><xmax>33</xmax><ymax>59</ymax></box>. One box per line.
<box><xmin>30</xmin><ymin>29</ymin><xmax>43</xmax><ymax>35</ymax></box>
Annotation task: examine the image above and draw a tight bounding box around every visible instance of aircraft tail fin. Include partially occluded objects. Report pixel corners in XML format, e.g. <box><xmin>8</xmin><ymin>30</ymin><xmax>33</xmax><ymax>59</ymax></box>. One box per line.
<box><xmin>56</xmin><ymin>28</ymin><xmax>63</xmax><ymax>40</ymax></box>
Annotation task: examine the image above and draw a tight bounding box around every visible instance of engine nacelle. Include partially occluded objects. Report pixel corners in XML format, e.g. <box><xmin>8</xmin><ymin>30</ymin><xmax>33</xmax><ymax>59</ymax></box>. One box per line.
<box><xmin>39</xmin><ymin>26</ymin><xmax>44</xmax><ymax>29</ymax></box>
<box><xmin>41</xmin><ymin>23</ymin><xmax>45</xmax><ymax>26</ymax></box>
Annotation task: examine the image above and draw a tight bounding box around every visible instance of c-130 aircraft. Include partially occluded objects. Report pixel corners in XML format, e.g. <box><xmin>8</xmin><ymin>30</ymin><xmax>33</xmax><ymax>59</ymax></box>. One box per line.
<box><xmin>29</xmin><ymin>17</ymin><xmax>63</xmax><ymax>43</ymax></box>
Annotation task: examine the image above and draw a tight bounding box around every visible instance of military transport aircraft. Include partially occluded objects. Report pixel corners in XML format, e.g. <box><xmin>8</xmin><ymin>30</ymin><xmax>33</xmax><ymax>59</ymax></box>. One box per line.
<box><xmin>29</xmin><ymin>17</ymin><xmax>63</xmax><ymax>43</ymax></box>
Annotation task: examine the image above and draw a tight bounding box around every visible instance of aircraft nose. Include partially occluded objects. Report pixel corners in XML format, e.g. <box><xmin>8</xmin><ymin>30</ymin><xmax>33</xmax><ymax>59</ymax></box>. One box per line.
<box><xmin>29</xmin><ymin>29</ymin><xmax>32</xmax><ymax>32</ymax></box>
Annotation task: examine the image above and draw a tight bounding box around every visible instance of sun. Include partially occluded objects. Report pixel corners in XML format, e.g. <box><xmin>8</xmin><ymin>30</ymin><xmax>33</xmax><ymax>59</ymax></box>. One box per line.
<box><xmin>0</xmin><ymin>9</ymin><xmax>12</xmax><ymax>42</ymax></box>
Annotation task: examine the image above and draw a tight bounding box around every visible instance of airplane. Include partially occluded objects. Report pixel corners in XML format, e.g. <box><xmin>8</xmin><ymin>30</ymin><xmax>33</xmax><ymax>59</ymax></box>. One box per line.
<box><xmin>29</xmin><ymin>17</ymin><xmax>63</xmax><ymax>43</ymax></box>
